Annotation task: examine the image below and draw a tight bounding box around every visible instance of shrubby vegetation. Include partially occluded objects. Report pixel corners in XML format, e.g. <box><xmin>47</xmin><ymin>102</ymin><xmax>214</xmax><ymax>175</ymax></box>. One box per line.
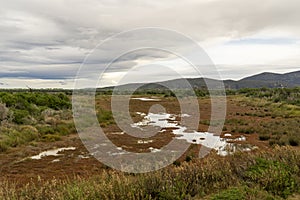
<box><xmin>102</xmin><ymin>87</ymin><xmax>300</xmax><ymax>102</ymax></box>
<box><xmin>1</xmin><ymin>147</ymin><xmax>299</xmax><ymax>199</ymax></box>
<box><xmin>211</xmin><ymin>186</ymin><xmax>279</xmax><ymax>200</ymax></box>
<box><xmin>229</xmin><ymin>87</ymin><xmax>300</xmax><ymax>106</ymax></box>
<box><xmin>0</xmin><ymin>91</ymin><xmax>74</xmax><ymax>151</ymax></box>
<box><xmin>1</xmin><ymin>87</ymin><xmax>300</xmax><ymax>151</ymax></box>
<box><xmin>122</xmin><ymin>87</ymin><xmax>300</xmax><ymax>148</ymax></box>
<box><xmin>111</xmin><ymin>88</ymin><xmax>212</xmax><ymax>98</ymax></box>
<box><xmin>97</xmin><ymin>108</ymin><xmax>114</xmax><ymax>127</ymax></box>
<box><xmin>244</xmin><ymin>158</ymin><xmax>298</xmax><ymax>198</ymax></box>
<box><xmin>0</xmin><ymin>92</ymin><xmax>70</xmax><ymax>110</ymax></box>
<box><xmin>225</xmin><ymin>93</ymin><xmax>300</xmax><ymax>147</ymax></box>
<box><xmin>1</xmin><ymin>88</ymin><xmax>300</xmax><ymax>199</ymax></box>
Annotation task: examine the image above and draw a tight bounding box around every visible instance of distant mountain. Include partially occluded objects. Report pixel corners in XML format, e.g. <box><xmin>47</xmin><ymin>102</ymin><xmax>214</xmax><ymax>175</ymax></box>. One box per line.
<box><xmin>100</xmin><ymin>70</ymin><xmax>300</xmax><ymax>91</ymax></box>
<box><xmin>101</xmin><ymin>78</ymin><xmax>223</xmax><ymax>91</ymax></box>
<box><xmin>227</xmin><ymin>70</ymin><xmax>300</xmax><ymax>89</ymax></box>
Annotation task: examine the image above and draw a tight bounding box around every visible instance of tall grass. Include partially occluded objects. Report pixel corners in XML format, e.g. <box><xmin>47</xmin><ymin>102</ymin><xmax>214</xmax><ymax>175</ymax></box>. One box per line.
<box><xmin>1</xmin><ymin>147</ymin><xmax>299</xmax><ymax>199</ymax></box>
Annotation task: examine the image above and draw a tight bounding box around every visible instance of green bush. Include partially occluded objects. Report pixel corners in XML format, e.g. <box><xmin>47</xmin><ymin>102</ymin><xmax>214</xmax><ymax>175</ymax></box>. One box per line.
<box><xmin>55</xmin><ymin>123</ymin><xmax>73</xmax><ymax>136</ymax></box>
<box><xmin>0</xmin><ymin>92</ymin><xmax>71</xmax><ymax>111</ymax></box>
<box><xmin>12</xmin><ymin>109</ymin><xmax>29</xmax><ymax>124</ymax></box>
<box><xmin>37</xmin><ymin>126</ymin><xmax>55</xmax><ymax>135</ymax></box>
<box><xmin>97</xmin><ymin>108</ymin><xmax>114</xmax><ymax>126</ymax></box>
<box><xmin>18</xmin><ymin>125</ymin><xmax>39</xmax><ymax>142</ymax></box>
<box><xmin>0</xmin><ymin>141</ymin><xmax>8</xmax><ymax>152</ymax></box>
<box><xmin>1</xmin><ymin>147</ymin><xmax>300</xmax><ymax>199</ymax></box>
<box><xmin>244</xmin><ymin>158</ymin><xmax>298</xmax><ymax>198</ymax></box>
<box><xmin>237</xmin><ymin>87</ymin><xmax>300</xmax><ymax>106</ymax></box>
<box><xmin>0</xmin><ymin>93</ymin><xmax>17</xmax><ymax>107</ymax></box>
<box><xmin>211</xmin><ymin>187</ymin><xmax>246</xmax><ymax>200</ymax></box>
<box><xmin>211</xmin><ymin>186</ymin><xmax>278</xmax><ymax>200</ymax></box>
<box><xmin>41</xmin><ymin>134</ymin><xmax>61</xmax><ymax>142</ymax></box>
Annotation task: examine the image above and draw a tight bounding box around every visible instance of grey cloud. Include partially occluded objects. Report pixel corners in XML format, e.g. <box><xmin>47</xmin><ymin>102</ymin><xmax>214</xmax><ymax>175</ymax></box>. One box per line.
<box><xmin>0</xmin><ymin>0</ymin><xmax>300</xmax><ymax>88</ymax></box>
<box><xmin>5</xmin><ymin>41</ymin><xmax>61</xmax><ymax>50</ymax></box>
<box><xmin>0</xmin><ymin>67</ymin><xmax>78</xmax><ymax>80</ymax></box>
<box><xmin>2</xmin><ymin>0</ymin><xmax>300</xmax><ymax>45</ymax></box>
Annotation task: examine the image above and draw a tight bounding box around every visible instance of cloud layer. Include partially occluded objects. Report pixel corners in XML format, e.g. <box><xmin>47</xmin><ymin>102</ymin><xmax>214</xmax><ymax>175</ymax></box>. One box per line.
<box><xmin>0</xmin><ymin>0</ymin><xmax>300</xmax><ymax>88</ymax></box>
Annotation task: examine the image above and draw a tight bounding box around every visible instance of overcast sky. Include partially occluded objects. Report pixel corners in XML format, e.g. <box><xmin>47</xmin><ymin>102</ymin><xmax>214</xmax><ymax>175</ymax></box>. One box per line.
<box><xmin>1</xmin><ymin>0</ymin><xmax>300</xmax><ymax>88</ymax></box>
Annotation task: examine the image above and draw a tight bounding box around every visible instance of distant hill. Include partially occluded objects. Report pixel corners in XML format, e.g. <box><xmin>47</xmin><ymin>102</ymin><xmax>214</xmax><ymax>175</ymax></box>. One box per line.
<box><xmin>231</xmin><ymin>70</ymin><xmax>300</xmax><ymax>89</ymax></box>
<box><xmin>100</xmin><ymin>70</ymin><xmax>300</xmax><ymax>91</ymax></box>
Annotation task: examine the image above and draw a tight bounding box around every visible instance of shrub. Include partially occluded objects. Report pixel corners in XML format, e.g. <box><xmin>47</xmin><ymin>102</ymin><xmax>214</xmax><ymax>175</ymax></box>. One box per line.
<box><xmin>41</xmin><ymin>134</ymin><xmax>61</xmax><ymax>142</ymax></box>
<box><xmin>12</xmin><ymin>109</ymin><xmax>30</xmax><ymax>124</ymax></box>
<box><xmin>97</xmin><ymin>109</ymin><xmax>114</xmax><ymax>126</ymax></box>
<box><xmin>0</xmin><ymin>103</ymin><xmax>8</xmax><ymax>121</ymax></box>
<box><xmin>1</xmin><ymin>147</ymin><xmax>300</xmax><ymax>199</ymax></box>
<box><xmin>288</xmin><ymin>138</ymin><xmax>299</xmax><ymax>146</ymax></box>
<box><xmin>1</xmin><ymin>129</ymin><xmax>28</xmax><ymax>148</ymax></box>
<box><xmin>212</xmin><ymin>187</ymin><xmax>246</xmax><ymax>200</ymax></box>
<box><xmin>185</xmin><ymin>155</ymin><xmax>192</xmax><ymax>162</ymax></box>
<box><xmin>18</xmin><ymin>125</ymin><xmax>39</xmax><ymax>142</ymax></box>
<box><xmin>211</xmin><ymin>187</ymin><xmax>276</xmax><ymax>200</ymax></box>
<box><xmin>0</xmin><ymin>141</ymin><xmax>8</xmax><ymax>152</ymax></box>
<box><xmin>37</xmin><ymin>126</ymin><xmax>55</xmax><ymax>135</ymax></box>
<box><xmin>259</xmin><ymin>135</ymin><xmax>270</xmax><ymax>141</ymax></box>
<box><xmin>243</xmin><ymin>158</ymin><xmax>298</xmax><ymax>198</ymax></box>
<box><xmin>55</xmin><ymin>124</ymin><xmax>72</xmax><ymax>136</ymax></box>
<box><xmin>0</xmin><ymin>92</ymin><xmax>16</xmax><ymax>107</ymax></box>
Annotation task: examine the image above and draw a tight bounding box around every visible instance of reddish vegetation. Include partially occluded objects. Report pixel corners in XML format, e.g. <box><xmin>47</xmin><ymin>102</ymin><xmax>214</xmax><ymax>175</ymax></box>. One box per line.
<box><xmin>0</xmin><ymin>96</ymin><xmax>277</xmax><ymax>185</ymax></box>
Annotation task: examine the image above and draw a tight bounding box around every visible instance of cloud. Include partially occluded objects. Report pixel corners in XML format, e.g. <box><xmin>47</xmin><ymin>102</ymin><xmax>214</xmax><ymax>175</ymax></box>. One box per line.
<box><xmin>0</xmin><ymin>0</ymin><xmax>300</xmax><ymax>88</ymax></box>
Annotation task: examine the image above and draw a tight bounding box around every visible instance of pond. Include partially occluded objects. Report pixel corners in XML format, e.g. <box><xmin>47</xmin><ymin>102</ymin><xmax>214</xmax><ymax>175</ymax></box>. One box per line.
<box><xmin>30</xmin><ymin>147</ymin><xmax>76</xmax><ymax>160</ymax></box>
<box><xmin>131</xmin><ymin>112</ymin><xmax>255</xmax><ymax>156</ymax></box>
<box><xmin>131</xmin><ymin>97</ymin><xmax>161</xmax><ymax>101</ymax></box>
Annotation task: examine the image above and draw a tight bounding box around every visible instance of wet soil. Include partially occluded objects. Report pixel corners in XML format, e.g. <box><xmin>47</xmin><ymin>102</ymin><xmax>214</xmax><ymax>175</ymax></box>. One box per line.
<box><xmin>0</xmin><ymin>96</ymin><xmax>274</xmax><ymax>185</ymax></box>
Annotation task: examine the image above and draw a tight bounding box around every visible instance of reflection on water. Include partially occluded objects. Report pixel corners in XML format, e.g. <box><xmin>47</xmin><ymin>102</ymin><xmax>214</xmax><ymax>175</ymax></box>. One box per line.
<box><xmin>131</xmin><ymin>112</ymin><xmax>256</xmax><ymax>156</ymax></box>
<box><xmin>131</xmin><ymin>97</ymin><xmax>161</xmax><ymax>101</ymax></box>
<box><xmin>149</xmin><ymin>147</ymin><xmax>161</xmax><ymax>153</ymax></box>
<box><xmin>31</xmin><ymin>147</ymin><xmax>76</xmax><ymax>160</ymax></box>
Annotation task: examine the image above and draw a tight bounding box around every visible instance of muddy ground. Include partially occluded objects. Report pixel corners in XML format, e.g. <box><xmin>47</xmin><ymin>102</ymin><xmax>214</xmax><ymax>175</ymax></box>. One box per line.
<box><xmin>0</xmin><ymin>96</ymin><xmax>273</xmax><ymax>185</ymax></box>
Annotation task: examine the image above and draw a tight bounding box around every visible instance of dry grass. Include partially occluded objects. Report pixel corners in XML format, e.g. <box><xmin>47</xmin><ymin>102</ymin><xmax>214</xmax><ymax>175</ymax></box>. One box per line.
<box><xmin>0</xmin><ymin>147</ymin><xmax>299</xmax><ymax>199</ymax></box>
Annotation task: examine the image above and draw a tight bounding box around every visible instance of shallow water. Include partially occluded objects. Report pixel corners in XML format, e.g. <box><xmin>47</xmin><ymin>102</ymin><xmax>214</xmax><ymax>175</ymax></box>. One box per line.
<box><xmin>149</xmin><ymin>147</ymin><xmax>161</xmax><ymax>153</ymax></box>
<box><xmin>137</xmin><ymin>139</ymin><xmax>153</xmax><ymax>144</ymax></box>
<box><xmin>30</xmin><ymin>147</ymin><xmax>76</xmax><ymax>160</ymax></box>
<box><xmin>131</xmin><ymin>112</ymin><xmax>254</xmax><ymax>156</ymax></box>
<box><xmin>107</xmin><ymin>147</ymin><xmax>129</xmax><ymax>156</ymax></box>
<box><xmin>131</xmin><ymin>97</ymin><xmax>161</xmax><ymax>101</ymax></box>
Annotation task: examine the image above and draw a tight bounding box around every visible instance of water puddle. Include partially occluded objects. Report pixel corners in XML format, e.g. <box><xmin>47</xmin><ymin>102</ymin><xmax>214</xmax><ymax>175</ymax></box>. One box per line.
<box><xmin>30</xmin><ymin>147</ymin><xmax>76</xmax><ymax>160</ymax></box>
<box><xmin>131</xmin><ymin>112</ymin><xmax>256</xmax><ymax>156</ymax></box>
<box><xmin>51</xmin><ymin>159</ymin><xmax>60</xmax><ymax>163</ymax></box>
<box><xmin>131</xmin><ymin>97</ymin><xmax>161</xmax><ymax>101</ymax></box>
<box><xmin>78</xmin><ymin>155</ymin><xmax>90</xmax><ymax>159</ymax></box>
<box><xmin>137</xmin><ymin>140</ymin><xmax>153</xmax><ymax>144</ymax></box>
<box><xmin>111</xmin><ymin>132</ymin><xmax>125</xmax><ymax>135</ymax></box>
<box><xmin>107</xmin><ymin>147</ymin><xmax>129</xmax><ymax>156</ymax></box>
<box><xmin>149</xmin><ymin>147</ymin><xmax>161</xmax><ymax>153</ymax></box>
<box><xmin>131</xmin><ymin>113</ymin><xmax>177</xmax><ymax>129</ymax></box>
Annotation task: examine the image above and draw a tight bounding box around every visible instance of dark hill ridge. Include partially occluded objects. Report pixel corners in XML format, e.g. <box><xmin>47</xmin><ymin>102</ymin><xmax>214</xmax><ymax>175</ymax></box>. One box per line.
<box><xmin>230</xmin><ymin>70</ymin><xmax>300</xmax><ymax>89</ymax></box>
<box><xmin>100</xmin><ymin>70</ymin><xmax>300</xmax><ymax>90</ymax></box>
